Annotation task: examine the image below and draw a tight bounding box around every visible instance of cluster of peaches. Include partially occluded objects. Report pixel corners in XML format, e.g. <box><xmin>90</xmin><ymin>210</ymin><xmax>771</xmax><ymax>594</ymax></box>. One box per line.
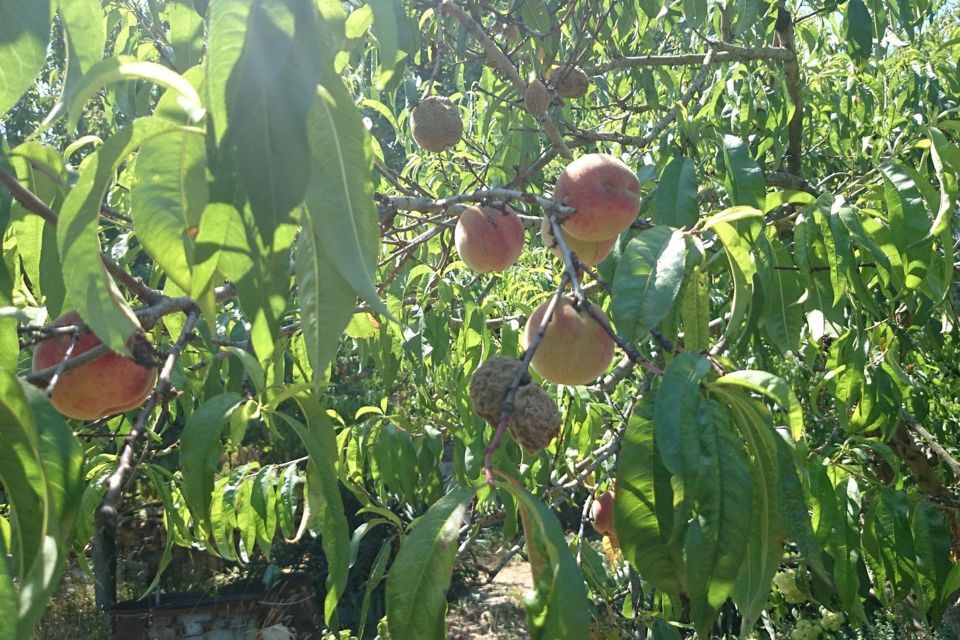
<box><xmin>455</xmin><ymin>152</ymin><xmax>641</xmax><ymax>387</ymax></box>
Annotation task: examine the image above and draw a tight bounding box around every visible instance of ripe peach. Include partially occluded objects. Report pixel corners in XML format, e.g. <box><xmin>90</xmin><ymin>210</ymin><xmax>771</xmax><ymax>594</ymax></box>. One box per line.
<box><xmin>32</xmin><ymin>311</ymin><xmax>157</xmax><ymax>420</ymax></box>
<box><xmin>454</xmin><ymin>204</ymin><xmax>526</xmax><ymax>273</ymax></box>
<box><xmin>591</xmin><ymin>489</ymin><xmax>617</xmax><ymax>540</ymax></box>
<box><xmin>554</xmin><ymin>153</ymin><xmax>641</xmax><ymax>242</ymax></box>
<box><xmin>540</xmin><ymin>217</ymin><xmax>616</xmax><ymax>267</ymax></box>
<box><xmin>522</xmin><ymin>296</ymin><xmax>615</xmax><ymax>385</ymax></box>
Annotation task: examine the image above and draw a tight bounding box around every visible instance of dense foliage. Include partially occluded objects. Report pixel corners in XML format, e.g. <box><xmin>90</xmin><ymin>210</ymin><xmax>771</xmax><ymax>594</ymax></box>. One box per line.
<box><xmin>2</xmin><ymin>0</ymin><xmax>960</xmax><ymax>638</ymax></box>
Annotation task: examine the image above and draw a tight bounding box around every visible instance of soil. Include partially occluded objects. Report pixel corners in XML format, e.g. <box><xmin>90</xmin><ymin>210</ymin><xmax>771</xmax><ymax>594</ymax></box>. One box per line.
<box><xmin>446</xmin><ymin>559</ymin><xmax>533</xmax><ymax>640</ymax></box>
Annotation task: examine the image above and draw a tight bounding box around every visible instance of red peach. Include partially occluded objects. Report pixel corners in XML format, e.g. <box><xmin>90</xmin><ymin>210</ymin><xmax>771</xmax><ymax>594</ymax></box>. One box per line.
<box><xmin>454</xmin><ymin>205</ymin><xmax>526</xmax><ymax>273</ymax></box>
<box><xmin>554</xmin><ymin>153</ymin><xmax>641</xmax><ymax>242</ymax></box>
<box><xmin>32</xmin><ymin>311</ymin><xmax>157</xmax><ymax>420</ymax></box>
<box><xmin>522</xmin><ymin>296</ymin><xmax>615</xmax><ymax>385</ymax></box>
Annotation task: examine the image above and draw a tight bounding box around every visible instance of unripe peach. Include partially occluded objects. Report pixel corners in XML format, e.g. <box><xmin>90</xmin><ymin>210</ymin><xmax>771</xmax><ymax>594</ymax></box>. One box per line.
<box><xmin>540</xmin><ymin>217</ymin><xmax>616</xmax><ymax>267</ymax></box>
<box><xmin>554</xmin><ymin>153</ymin><xmax>641</xmax><ymax>242</ymax></box>
<box><xmin>591</xmin><ymin>489</ymin><xmax>617</xmax><ymax>540</ymax></box>
<box><xmin>32</xmin><ymin>311</ymin><xmax>157</xmax><ymax>421</ymax></box>
<box><xmin>522</xmin><ymin>297</ymin><xmax>615</xmax><ymax>385</ymax></box>
<box><xmin>454</xmin><ymin>204</ymin><xmax>525</xmax><ymax>273</ymax></box>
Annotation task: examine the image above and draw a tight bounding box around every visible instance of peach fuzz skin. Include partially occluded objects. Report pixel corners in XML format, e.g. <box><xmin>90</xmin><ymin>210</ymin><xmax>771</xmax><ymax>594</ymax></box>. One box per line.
<box><xmin>553</xmin><ymin>153</ymin><xmax>641</xmax><ymax>242</ymax></box>
<box><xmin>32</xmin><ymin>311</ymin><xmax>156</xmax><ymax>421</ymax></box>
<box><xmin>454</xmin><ymin>205</ymin><xmax>526</xmax><ymax>273</ymax></box>
<box><xmin>522</xmin><ymin>296</ymin><xmax>615</xmax><ymax>386</ymax></box>
<box><xmin>540</xmin><ymin>216</ymin><xmax>616</xmax><ymax>267</ymax></box>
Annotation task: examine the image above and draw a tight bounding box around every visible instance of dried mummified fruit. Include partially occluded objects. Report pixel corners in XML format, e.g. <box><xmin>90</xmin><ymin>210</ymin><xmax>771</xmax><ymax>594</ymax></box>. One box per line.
<box><xmin>410</xmin><ymin>95</ymin><xmax>463</xmax><ymax>152</ymax></box>
<box><xmin>549</xmin><ymin>64</ymin><xmax>590</xmax><ymax>99</ymax></box>
<box><xmin>468</xmin><ymin>357</ymin><xmax>561</xmax><ymax>453</ymax></box>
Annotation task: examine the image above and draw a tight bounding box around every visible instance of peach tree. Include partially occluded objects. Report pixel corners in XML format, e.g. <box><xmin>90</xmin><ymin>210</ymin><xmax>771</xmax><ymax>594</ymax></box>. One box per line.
<box><xmin>1</xmin><ymin>0</ymin><xmax>959</xmax><ymax>638</ymax></box>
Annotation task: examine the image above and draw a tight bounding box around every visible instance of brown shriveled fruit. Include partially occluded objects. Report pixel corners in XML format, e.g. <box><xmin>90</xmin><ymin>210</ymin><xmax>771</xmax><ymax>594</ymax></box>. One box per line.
<box><xmin>410</xmin><ymin>95</ymin><xmax>463</xmax><ymax>152</ymax></box>
<box><xmin>523</xmin><ymin>296</ymin><xmax>615</xmax><ymax>386</ymax></box>
<box><xmin>554</xmin><ymin>153</ymin><xmax>641</xmax><ymax>242</ymax></box>
<box><xmin>454</xmin><ymin>204</ymin><xmax>526</xmax><ymax>273</ymax></box>
<box><xmin>549</xmin><ymin>64</ymin><xmax>590</xmax><ymax>99</ymax></box>
<box><xmin>540</xmin><ymin>217</ymin><xmax>616</xmax><ymax>267</ymax></box>
<box><xmin>523</xmin><ymin>79</ymin><xmax>550</xmax><ymax>117</ymax></box>
<box><xmin>32</xmin><ymin>311</ymin><xmax>157</xmax><ymax>420</ymax></box>
<box><xmin>468</xmin><ymin>356</ymin><xmax>525</xmax><ymax>424</ymax></box>
<box><xmin>508</xmin><ymin>384</ymin><xmax>561</xmax><ymax>454</ymax></box>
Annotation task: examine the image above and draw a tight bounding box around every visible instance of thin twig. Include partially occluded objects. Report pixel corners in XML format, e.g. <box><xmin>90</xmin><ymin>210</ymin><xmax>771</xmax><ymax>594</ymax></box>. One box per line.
<box><xmin>441</xmin><ymin>0</ymin><xmax>572</xmax><ymax>159</ymax></box>
<box><xmin>572</xmin><ymin>47</ymin><xmax>718</xmax><ymax>149</ymax></box>
<box><xmin>586</xmin><ymin>47</ymin><xmax>793</xmax><ymax>74</ymax></box>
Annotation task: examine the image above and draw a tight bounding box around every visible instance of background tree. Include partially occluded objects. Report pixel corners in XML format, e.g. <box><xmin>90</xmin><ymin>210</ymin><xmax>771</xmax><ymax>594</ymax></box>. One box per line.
<box><xmin>1</xmin><ymin>0</ymin><xmax>960</xmax><ymax>638</ymax></box>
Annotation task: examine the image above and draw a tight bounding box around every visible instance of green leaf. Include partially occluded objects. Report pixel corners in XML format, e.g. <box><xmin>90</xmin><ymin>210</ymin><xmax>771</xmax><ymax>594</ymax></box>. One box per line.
<box><xmin>713</xmin><ymin>389</ymin><xmax>785</xmax><ymax>632</ymax></box>
<box><xmin>0</xmin><ymin>379</ymin><xmax>84</xmax><ymax>637</ymax></box>
<box><xmin>834</xmin><ymin>198</ymin><xmax>892</xmax><ymax>274</ymax></box>
<box><xmin>386</xmin><ymin>486</ymin><xmax>475</xmax><ymax>640</ymax></box>
<box><xmin>358</xmin><ymin>540</ymin><xmax>392</xmax><ymax>638</ymax></box>
<box><xmin>683</xmin><ymin>0</ymin><xmax>707</xmax><ymax>27</ymax></box>
<box><xmin>191</xmin><ymin>202</ymin><xmax>254</xmax><ymax>320</ymax></box>
<box><xmin>58</xmin><ymin>0</ymin><xmax>107</xmax><ymax>96</ymax></box>
<box><xmin>222</xmin><ymin>0</ymin><xmax>318</xmax><ymax>245</ymax></box>
<box><xmin>8</xmin><ymin>142</ymin><xmax>66</xmax><ymax>310</ymax></box>
<box><xmin>611</xmin><ymin>227</ymin><xmax>687</xmax><ymax>341</ymax></box>
<box><xmin>712</xmin><ymin>220</ymin><xmax>758</xmax><ymax>344</ymax></box>
<box><xmin>162</xmin><ymin>0</ymin><xmax>205</xmax><ymax>71</ymax></box>
<box><xmin>757</xmin><ymin>230</ymin><xmax>804</xmax><ymax>354</ymax></box>
<box><xmin>0</xmin><ymin>370</ymin><xmax>46</xmax><ymax>578</ymax></box>
<box><xmin>219</xmin><ymin>345</ymin><xmax>267</xmax><ymax>395</ymax></box>
<box><xmin>912</xmin><ymin>501</ymin><xmax>954</xmax><ymax>619</ymax></box>
<box><xmin>711</xmin><ymin>370</ymin><xmax>804</xmax><ymax>440</ymax></box>
<box><xmin>369</xmin><ymin>0</ymin><xmax>401</xmax><ymax>87</ymax></box>
<box><xmin>503</xmin><ymin>485</ymin><xmax>592</xmax><ymax>640</ymax></box>
<box><xmin>64</xmin><ymin>57</ymin><xmax>204</xmax><ymax>130</ymax></box>
<box><xmin>277</xmin><ymin>464</ymin><xmax>301</xmax><ymax>540</ymax></box>
<box><xmin>684</xmin><ymin>400</ymin><xmax>753</xmax><ymax>637</ymax></box>
<box><xmin>179</xmin><ymin>393</ymin><xmax>244</xmax><ymax>531</ymax></box>
<box><xmin>722</xmin><ymin>135</ymin><xmax>765</xmax><ymax>210</ymax></box>
<box><xmin>205</xmin><ymin>0</ymin><xmax>252</xmax><ymax>146</ymax></box>
<box><xmin>654</xmin><ymin>352</ymin><xmax>712</xmax><ymax>479</ymax></box>
<box><xmin>130</xmin><ymin>128</ymin><xmax>207</xmax><ymax>293</ymax></box>
<box><xmin>0</xmin><ymin>0</ymin><xmax>51</xmax><ymax>116</ymax></box>
<box><xmin>0</xmin><ymin>545</ymin><xmax>15</xmax><ymax>640</ymax></box>
<box><xmin>141</xmin><ymin>466</ymin><xmax>180</xmax><ymax>595</ymax></box>
<box><xmin>306</xmin><ymin>80</ymin><xmax>388</xmax><ymax>317</ymax></box>
<box><xmin>615</xmin><ymin>404</ymin><xmax>686</xmax><ymax>595</ymax></box>
<box><xmin>654</xmin><ymin>156</ymin><xmax>698</xmax><ymax>228</ymax></box>
<box><xmin>845</xmin><ymin>0</ymin><xmax>873</xmax><ymax>62</ymax></box>
<box><xmin>58</xmin><ymin>117</ymin><xmax>188</xmax><ymax>355</ymax></box>
<box><xmin>295</xmin><ymin>227</ymin><xmax>357</xmax><ymax>383</ymax></box>
<box><xmin>680</xmin><ymin>266</ymin><xmax>710</xmax><ymax>352</ymax></box>
<box><xmin>879</xmin><ymin>163</ymin><xmax>931</xmax><ymax>291</ymax></box>
<box><xmin>276</xmin><ymin>398</ymin><xmax>350</xmax><ymax>625</ymax></box>
<box><xmin>702</xmin><ymin>206</ymin><xmax>763</xmax><ymax>231</ymax></box>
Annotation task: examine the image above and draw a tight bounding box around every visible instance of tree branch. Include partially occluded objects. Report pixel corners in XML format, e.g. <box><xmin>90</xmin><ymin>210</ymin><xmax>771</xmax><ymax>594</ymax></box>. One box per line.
<box><xmin>571</xmin><ymin>48</ymin><xmax>718</xmax><ymax>149</ymax></box>
<box><xmin>775</xmin><ymin>3</ymin><xmax>804</xmax><ymax>176</ymax></box>
<box><xmin>585</xmin><ymin>46</ymin><xmax>794</xmax><ymax>74</ymax></box>
<box><xmin>441</xmin><ymin>0</ymin><xmax>573</xmax><ymax>159</ymax></box>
